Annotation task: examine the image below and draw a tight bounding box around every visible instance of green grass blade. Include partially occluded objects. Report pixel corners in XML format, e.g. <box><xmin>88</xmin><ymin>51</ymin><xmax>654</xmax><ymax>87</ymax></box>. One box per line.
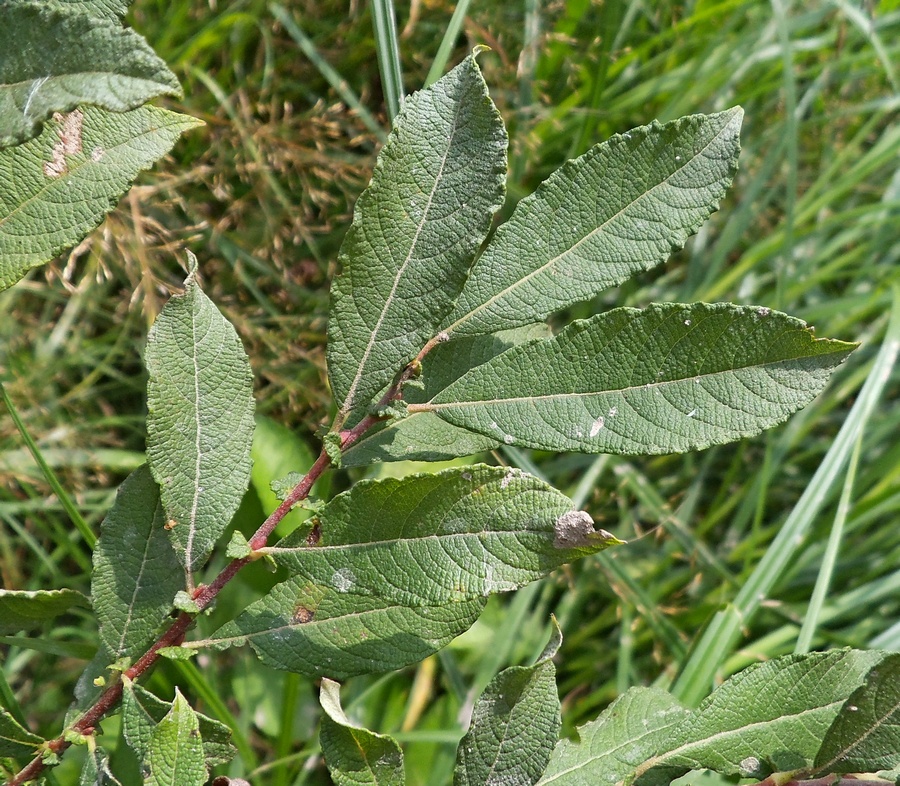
<box><xmin>672</xmin><ymin>283</ymin><xmax>900</xmax><ymax>706</ymax></box>
<box><xmin>424</xmin><ymin>0</ymin><xmax>473</xmax><ymax>87</ymax></box>
<box><xmin>270</xmin><ymin>4</ymin><xmax>386</xmax><ymax>141</ymax></box>
<box><xmin>0</xmin><ymin>380</ymin><xmax>95</xmax><ymax>549</ymax></box>
<box><xmin>370</xmin><ymin>0</ymin><xmax>404</xmax><ymax>122</ymax></box>
<box><xmin>795</xmin><ymin>434</ymin><xmax>863</xmax><ymax>654</ymax></box>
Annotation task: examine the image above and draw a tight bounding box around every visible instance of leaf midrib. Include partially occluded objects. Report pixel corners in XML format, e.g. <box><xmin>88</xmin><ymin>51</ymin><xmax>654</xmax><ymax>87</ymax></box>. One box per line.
<box><xmin>443</xmin><ymin>110</ymin><xmax>739</xmax><ymax>335</ymax></box>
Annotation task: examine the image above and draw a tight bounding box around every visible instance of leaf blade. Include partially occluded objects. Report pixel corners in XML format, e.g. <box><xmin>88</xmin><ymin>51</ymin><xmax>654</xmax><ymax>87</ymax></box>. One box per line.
<box><xmin>427</xmin><ymin>303</ymin><xmax>855</xmax><ymax>455</ymax></box>
<box><xmin>92</xmin><ymin>465</ymin><xmax>183</xmax><ymax>660</ymax></box>
<box><xmin>327</xmin><ymin>51</ymin><xmax>507</xmax><ymax>421</ymax></box>
<box><xmin>0</xmin><ymin>105</ymin><xmax>202</xmax><ymax>291</ymax></box>
<box><xmin>443</xmin><ymin>108</ymin><xmax>743</xmax><ymax>336</ymax></box>
<box><xmin>0</xmin><ymin>2</ymin><xmax>180</xmax><ymax>147</ymax></box>
<box><xmin>144</xmin><ymin>690</ymin><xmax>207</xmax><ymax>786</ymax></box>
<box><xmin>145</xmin><ymin>266</ymin><xmax>256</xmax><ymax>573</ymax></box>
<box><xmin>0</xmin><ymin>588</ymin><xmax>87</xmax><ymax>634</ymax></box>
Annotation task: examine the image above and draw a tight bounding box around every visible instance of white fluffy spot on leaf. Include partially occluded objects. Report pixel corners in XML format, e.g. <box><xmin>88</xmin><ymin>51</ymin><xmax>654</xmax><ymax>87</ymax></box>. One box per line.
<box><xmin>331</xmin><ymin>568</ymin><xmax>356</xmax><ymax>593</ymax></box>
<box><xmin>554</xmin><ymin>510</ymin><xmax>596</xmax><ymax>549</ymax></box>
<box><xmin>43</xmin><ymin>109</ymin><xmax>83</xmax><ymax>177</ymax></box>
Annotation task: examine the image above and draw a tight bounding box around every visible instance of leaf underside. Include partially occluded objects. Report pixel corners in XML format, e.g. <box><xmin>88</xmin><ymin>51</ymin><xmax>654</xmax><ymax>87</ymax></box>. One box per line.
<box><xmin>327</xmin><ymin>51</ymin><xmax>507</xmax><ymax>423</ymax></box>
<box><xmin>44</xmin><ymin>0</ymin><xmax>132</xmax><ymax>22</ymax></box>
<box><xmin>0</xmin><ymin>105</ymin><xmax>201</xmax><ymax>291</ymax></box>
<box><xmin>145</xmin><ymin>269</ymin><xmax>256</xmax><ymax>574</ymax></box>
<box><xmin>0</xmin><ymin>1</ymin><xmax>180</xmax><ymax>147</ymax></box>
<box><xmin>0</xmin><ymin>587</ymin><xmax>87</xmax><ymax>634</ymax></box>
<box><xmin>426</xmin><ymin>303</ymin><xmax>854</xmax><ymax>455</ymax></box>
<box><xmin>92</xmin><ymin>464</ymin><xmax>183</xmax><ymax>660</ymax></box>
<box><xmin>443</xmin><ymin>108</ymin><xmax>743</xmax><ymax>337</ymax></box>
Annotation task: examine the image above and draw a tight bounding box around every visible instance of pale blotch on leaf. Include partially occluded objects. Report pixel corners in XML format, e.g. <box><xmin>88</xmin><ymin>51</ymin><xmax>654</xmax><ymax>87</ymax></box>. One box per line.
<box><xmin>590</xmin><ymin>416</ymin><xmax>605</xmax><ymax>437</ymax></box>
<box><xmin>554</xmin><ymin>510</ymin><xmax>610</xmax><ymax>549</ymax></box>
<box><xmin>331</xmin><ymin>568</ymin><xmax>356</xmax><ymax>593</ymax></box>
<box><xmin>43</xmin><ymin>110</ymin><xmax>83</xmax><ymax>177</ymax></box>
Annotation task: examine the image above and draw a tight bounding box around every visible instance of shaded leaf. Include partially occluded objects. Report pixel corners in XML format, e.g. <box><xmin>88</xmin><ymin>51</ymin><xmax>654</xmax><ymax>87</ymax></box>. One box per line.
<box><xmin>443</xmin><ymin>109</ymin><xmax>742</xmax><ymax>336</ymax></box>
<box><xmin>145</xmin><ymin>264</ymin><xmax>256</xmax><ymax>573</ymax></box>
<box><xmin>144</xmin><ymin>690</ymin><xmax>207</xmax><ymax>786</ymax></box>
<box><xmin>79</xmin><ymin>746</ymin><xmax>122</xmax><ymax>785</ymax></box>
<box><xmin>92</xmin><ymin>465</ymin><xmax>183</xmax><ymax>660</ymax></box>
<box><xmin>536</xmin><ymin>688</ymin><xmax>688</xmax><ymax>786</ymax></box>
<box><xmin>815</xmin><ymin>652</ymin><xmax>900</xmax><ymax>774</ymax></box>
<box><xmin>634</xmin><ymin>649</ymin><xmax>885</xmax><ymax>785</ymax></box>
<box><xmin>0</xmin><ymin>1</ymin><xmax>180</xmax><ymax>147</ymax></box>
<box><xmin>262</xmin><ymin>466</ymin><xmax>619</xmax><ymax>606</ymax></box>
<box><xmin>0</xmin><ymin>105</ymin><xmax>202</xmax><ymax>291</ymax></box>
<box><xmin>0</xmin><ymin>707</ymin><xmax>43</xmax><ymax>758</ymax></box>
<box><xmin>454</xmin><ymin>619</ymin><xmax>563</xmax><ymax>786</ymax></box>
<box><xmin>0</xmin><ymin>588</ymin><xmax>87</xmax><ymax>634</ymax></box>
<box><xmin>343</xmin><ymin>325</ymin><xmax>550</xmax><ymax>466</ymax></box>
<box><xmin>122</xmin><ymin>681</ymin><xmax>235</xmax><ymax>769</ymax></box>
<box><xmin>423</xmin><ymin>303</ymin><xmax>855</xmax><ymax>455</ymax></box>
<box><xmin>319</xmin><ymin>678</ymin><xmax>404</xmax><ymax>786</ymax></box>
<box><xmin>327</xmin><ymin>51</ymin><xmax>507</xmax><ymax>422</ymax></box>
<box><xmin>205</xmin><ymin>577</ymin><xmax>486</xmax><ymax>680</ymax></box>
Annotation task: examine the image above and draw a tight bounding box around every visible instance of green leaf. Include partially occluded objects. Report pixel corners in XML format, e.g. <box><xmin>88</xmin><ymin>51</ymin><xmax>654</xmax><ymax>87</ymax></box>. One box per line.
<box><xmin>0</xmin><ymin>1</ymin><xmax>180</xmax><ymax>147</ymax></box>
<box><xmin>442</xmin><ymin>108</ymin><xmax>743</xmax><ymax>337</ymax></box>
<box><xmin>122</xmin><ymin>681</ymin><xmax>235</xmax><ymax>769</ymax></box>
<box><xmin>422</xmin><ymin>303</ymin><xmax>855</xmax><ymax>455</ymax></box>
<box><xmin>815</xmin><ymin>653</ymin><xmax>900</xmax><ymax>775</ymax></box>
<box><xmin>634</xmin><ymin>649</ymin><xmax>885</xmax><ymax>784</ymax></box>
<box><xmin>145</xmin><ymin>263</ymin><xmax>256</xmax><ymax>574</ymax></box>
<box><xmin>0</xmin><ymin>105</ymin><xmax>202</xmax><ymax>292</ymax></box>
<box><xmin>0</xmin><ymin>707</ymin><xmax>43</xmax><ymax>758</ymax></box>
<box><xmin>319</xmin><ymin>678</ymin><xmax>404</xmax><ymax>786</ymax></box>
<box><xmin>343</xmin><ymin>324</ymin><xmax>550</xmax><ymax>466</ymax></box>
<box><xmin>454</xmin><ymin>619</ymin><xmax>563</xmax><ymax>786</ymax></box>
<box><xmin>262</xmin><ymin>466</ymin><xmax>619</xmax><ymax>606</ymax></box>
<box><xmin>536</xmin><ymin>688</ymin><xmax>688</xmax><ymax>786</ymax></box>
<box><xmin>144</xmin><ymin>690</ymin><xmax>207</xmax><ymax>786</ymax></box>
<box><xmin>79</xmin><ymin>746</ymin><xmax>122</xmax><ymax>785</ymax></box>
<box><xmin>327</xmin><ymin>51</ymin><xmax>507</xmax><ymax>422</ymax></box>
<box><xmin>205</xmin><ymin>578</ymin><xmax>486</xmax><ymax>679</ymax></box>
<box><xmin>0</xmin><ymin>588</ymin><xmax>87</xmax><ymax>634</ymax></box>
<box><xmin>92</xmin><ymin>465</ymin><xmax>183</xmax><ymax>660</ymax></box>
<box><xmin>45</xmin><ymin>0</ymin><xmax>132</xmax><ymax>23</ymax></box>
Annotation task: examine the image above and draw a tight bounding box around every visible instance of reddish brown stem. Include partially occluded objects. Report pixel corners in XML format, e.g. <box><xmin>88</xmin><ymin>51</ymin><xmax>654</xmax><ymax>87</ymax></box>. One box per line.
<box><xmin>8</xmin><ymin>351</ymin><xmax>435</xmax><ymax>785</ymax></box>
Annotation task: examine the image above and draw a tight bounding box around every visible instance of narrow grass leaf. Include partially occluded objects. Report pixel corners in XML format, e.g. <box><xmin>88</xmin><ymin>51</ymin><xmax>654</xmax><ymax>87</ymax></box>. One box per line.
<box><xmin>145</xmin><ymin>264</ymin><xmax>256</xmax><ymax>574</ymax></box>
<box><xmin>0</xmin><ymin>588</ymin><xmax>87</xmax><ymax>634</ymax></box>
<box><xmin>123</xmin><ymin>680</ymin><xmax>236</xmax><ymax>768</ymax></box>
<box><xmin>92</xmin><ymin>465</ymin><xmax>183</xmax><ymax>659</ymax></box>
<box><xmin>263</xmin><ymin>466</ymin><xmax>619</xmax><ymax>605</ymax></box>
<box><xmin>424</xmin><ymin>303</ymin><xmax>854</xmax><ymax>454</ymax></box>
<box><xmin>0</xmin><ymin>707</ymin><xmax>43</xmax><ymax>758</ymax></box>
<box><xmin>144</xmin><ymin>690</ymin><xmax>207</xmax><ymax>786</ymax></box>
<box><xmin>204</xmin><ymin>578</ymin><xmax>486</xmax><ymax>680</ymax></box>
<box><xmin>327</xmin><ymin>51</ymin><xmax>507</xmax><ymax>422</ymax></box>
<box><xmin>815</xmin><ymin>653</ymin><xmax>900</xmax><ymax>774</ymax></box>
<box><xmin>443</xmin><ymin>109</ymin><xmax>743</xmax><ymax>337</ymax></box>
<box><xmin>0</xmin><ymin>2</ymin><xmax>180</xmax><ymax>147</ymax></box>
<box><xmin>369</xmin><ymin>0</ymin><xmax>404</xmax><ymax>122</ymax></box>
<box><xmin>536</xmin><ymin>688</ymin><xmax>688</xmax><ymax>786</ymax></box>
<box><xmin>343</xmin><ymin>325</ymin><xmax>551</xmax><ymax>465</ymax></box>
<box><xmin>453</xmin><ymin>620</ymin><xmax>563</xmax><ymax>786</ymax></box>
<box><xmin>0</xmin><ymin>105</ymin><xmax>202</xmax><ymax>291</ymax></box>
<box><xmin>319</xmin><ymin>678</ymin><xmax>404</xmax><ymax>786</ymax></box>
<box><xmin>634</xmin><ymin>650</ymin><xmax>885</xmax><ymax>785</ymax></box>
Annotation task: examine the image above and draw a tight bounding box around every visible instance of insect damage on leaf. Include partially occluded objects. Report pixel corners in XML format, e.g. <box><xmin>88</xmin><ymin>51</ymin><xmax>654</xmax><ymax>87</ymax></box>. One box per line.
<box><xmin>554</xmin><ymin>510</ymin><xmax>617</xmax><ymax>549</ymax></box>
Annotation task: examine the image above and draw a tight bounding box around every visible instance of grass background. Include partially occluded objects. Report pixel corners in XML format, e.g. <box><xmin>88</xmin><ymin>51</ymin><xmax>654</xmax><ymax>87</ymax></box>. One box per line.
<box><xmin>1</xmin><ymin>0</ymin><xmax>899</xmax><ymax>783</ymax></box>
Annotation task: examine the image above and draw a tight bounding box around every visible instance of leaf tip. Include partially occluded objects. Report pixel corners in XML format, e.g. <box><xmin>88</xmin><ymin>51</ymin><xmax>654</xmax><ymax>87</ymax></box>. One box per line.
<box><xmin>554</xmin><ymin>510</ymin><xmax>622</xmax><ymax>550</ymax></box>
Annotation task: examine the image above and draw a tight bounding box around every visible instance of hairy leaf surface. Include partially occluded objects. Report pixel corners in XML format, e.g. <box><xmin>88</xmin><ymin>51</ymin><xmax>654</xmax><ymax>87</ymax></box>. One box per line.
<box><xmin>454</xmin><ymin>620</ymin><xmax>562</xmax><ymax>786</ymax></box>
<box><xmin>633</xmin><ymin>650</ymin><xmax>885</xmax><ymax>784</ymax></box>
<box><xmin>205</xmin><ymin>578</ymin><xmax>486</xmax><ymax>679</ymax></box>
<box><xmin>146</xmin><ymin>266</ymin><xmax>256</xmax><ymax>573</ymax></box>
<box><xmin>815</xmin><ymin>653</ymin><xmax>900</xmax><ymax>774</ymax></box>
<box><xmin>0</xmin><ymin>105</ymin><xmax>201</xmax><ymax>291</ymax></box>
<box><xmin>0</xmin><ymin>1</ymin><xmax>180</xmax><ymax>147</ymax></box>
<box><xmin>343</xmin><ymin>325</ymin><xmax>549</xmax><ymax>465</ymax></box>
<box><xmin>327</xmin><ymin>51</ymin><xmax>506</xmax><ymax>422</ymax></box>
<box><xmin>44</xmin><ymin>0</ymin><xmax>131</xmax><ymax>22</ymax></box>
<box><xmin>536</xmin><ymin>688</ymin><xmax>688</xmax><ymax>786</ymax></box>
<box><xmin>423</xmin><ymin>303</ymin><xmax>855</xmax><ymax>455</ymax></box>
<box><xmin>263</xmin><ymin>466</ymin><xmax>618</xmax><ymax>605</ymax></box>
<box><xmin>0</xmin><ymin>588</ymin><xmax>87</xmax><ymax>634</ymax></box>
<box><xmin>144</xmin><ymin>690</ymin><xmax>207</xmax><ymax>786</ymax></box>
<box><xmin>319</xmin><ymin>678</ymin><xmax>404</xmax><ymax>786</ymax></box>
<box><xmin>0</xmin><ymin>707</ymin><xmax>43</xmax><ymax>757</ymax></box>
<box><xmin>92</xmin><ymin>465</ymin><xmax>183</xmax><ymax>659</ymax></box>
<box><xmin>442</xmin><ymin>109</ymin><xmax>742</xmax><ymax>336</ymax></box>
